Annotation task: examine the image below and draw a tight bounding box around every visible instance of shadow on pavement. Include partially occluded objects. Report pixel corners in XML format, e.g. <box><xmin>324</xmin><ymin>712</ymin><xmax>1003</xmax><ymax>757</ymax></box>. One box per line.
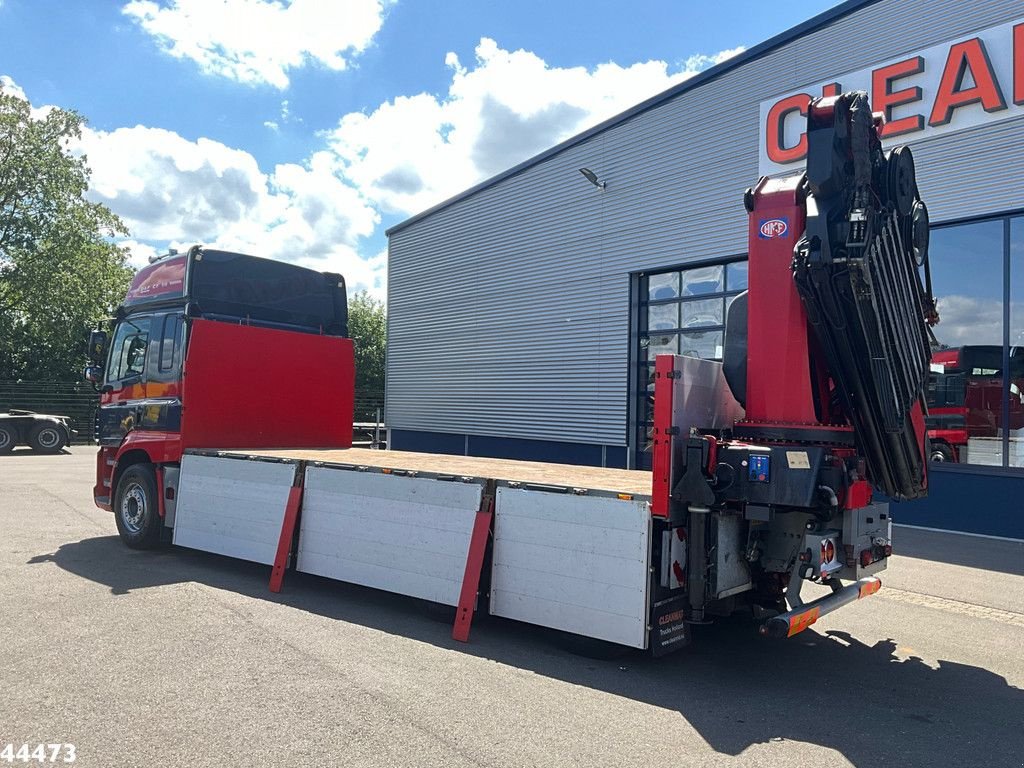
<box><xmin>31</xmin><ymin>535</ymin><xmax>1024</xmax><ymax>768</ymax></box>
<box><xmin>2</xmin><ymin>448</ymin><xmax>73</xmax><ymax>457</ymax></box>
<box><xmin>894</xmin><ymin>525</ymin><xmax>1024</xmax><ymax>576</ymax></box>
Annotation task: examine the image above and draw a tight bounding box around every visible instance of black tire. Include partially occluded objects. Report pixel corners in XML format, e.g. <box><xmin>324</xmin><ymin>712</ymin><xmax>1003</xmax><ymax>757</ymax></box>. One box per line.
<box><xmin>0</xmin><ymin>425</ymin><xmax>14</xmax><ymax>454</ymax></box>
<box><xmin>929</xmin><ymin>441</ymin><xmax>955</xmax><ymax>462</ymax></box>
<box><xmin>28</xmin><ymin>422</ymin><xmax>67</xmax><ymax>454</ymax></box>
<box><xmin>554</xmin><ymin>632</ymin><xmax>633</xmax><ymax>661</ymax></box>
<box><xmin>114</xmin><ymin>464</ymin><xmax>162</xmax><ymax>549</ymax></box>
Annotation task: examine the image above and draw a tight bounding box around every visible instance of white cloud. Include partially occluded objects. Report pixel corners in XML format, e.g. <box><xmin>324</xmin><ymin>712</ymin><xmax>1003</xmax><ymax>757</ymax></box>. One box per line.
<box><xmin>78</xmin><ymin>125</ymin><xmax>387</xmax><ymax>296</ymax></box>
<box><xmin>935</xmin><ymin>295</ymin><xmax>1003</xmax><ymax>347</ymax></box>
<box><xmin>325</xmin><ymin>38</ymin><xmax>747</xmax><ymax>217</ymax></box>
<box><xmin>7</xmin><ymin>39</ymin><xmax>747</xmax><ymax>303</ymax></box>
<box><xmin>264</xmin><ymin>99</ymin><xmax>300</xmax><ymax>131</ymax></box>
<box><xmin>118</xmin><ymin>239</ymin><xmax>161</xmax><ymax>269</ymax></box>
<box><xmin>0</xmin><ymin>74</ymin><xmax>28</xmax><ymax>101</ymax></box>
<box><xmin>122</xmin><ymin>0</ymin><xmax>390</xmax><ymax>89</ymax></box>
<box><xmin>681</xmin><ymin>45</ymin><xmax>745</xmax><ymax>72</ymax></box>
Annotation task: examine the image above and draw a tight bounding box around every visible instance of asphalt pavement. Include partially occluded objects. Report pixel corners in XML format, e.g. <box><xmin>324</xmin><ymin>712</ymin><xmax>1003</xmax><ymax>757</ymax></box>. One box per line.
<box><xmin>2</xmin><ymin>446</ymin><xmax>1022</xmax><ymax>768</ymax></box>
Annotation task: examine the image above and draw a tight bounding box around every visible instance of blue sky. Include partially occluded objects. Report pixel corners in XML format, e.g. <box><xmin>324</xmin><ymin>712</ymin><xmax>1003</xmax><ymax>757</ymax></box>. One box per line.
<box><xmin>0</xmin><ymin>0</ymin><xmax>838</xmax><ymax>295</ymax></box>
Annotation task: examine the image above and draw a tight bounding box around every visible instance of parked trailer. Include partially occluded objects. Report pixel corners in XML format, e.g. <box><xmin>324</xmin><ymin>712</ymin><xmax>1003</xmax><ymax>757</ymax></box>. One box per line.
<box><xmin>0</xmin><ymin>410</ymin><xmax>75</xmax><ymax>454</ymax></box>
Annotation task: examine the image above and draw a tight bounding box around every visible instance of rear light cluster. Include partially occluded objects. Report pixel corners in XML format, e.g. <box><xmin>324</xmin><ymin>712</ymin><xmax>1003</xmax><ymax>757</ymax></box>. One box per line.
<box><xmin>859</xmin><ymin>544</ymin><xmax>893</xmax><ymax>567</ymax></box>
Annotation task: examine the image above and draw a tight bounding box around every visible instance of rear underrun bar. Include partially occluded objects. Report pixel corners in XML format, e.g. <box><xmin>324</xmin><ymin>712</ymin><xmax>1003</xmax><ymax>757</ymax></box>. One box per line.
<box><xmin>760</xmin><ymin>577</ymin><xmax>882</xmax><ymax>638</ymax></box>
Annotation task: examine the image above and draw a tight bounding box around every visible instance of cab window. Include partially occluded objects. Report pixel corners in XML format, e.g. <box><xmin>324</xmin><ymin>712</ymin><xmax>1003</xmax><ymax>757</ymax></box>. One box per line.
<box><xmin>158</xmin><ymin>314</ymin><xmax>184</xmax><ymax>372</ymax></box>
<box><xmin>107</xmin><ymin>317</ymin><xmax>152</xmax><ymax>382</ymax></box>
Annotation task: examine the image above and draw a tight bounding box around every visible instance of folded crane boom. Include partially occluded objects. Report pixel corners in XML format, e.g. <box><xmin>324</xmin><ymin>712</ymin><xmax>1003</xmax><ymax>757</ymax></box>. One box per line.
<box><xmin>793</xmin><ymin>91</ymin><xmax>936</xmax><ymax>500</ymax></box>
<box><xmin>656</xmin><ymin>90</ymin><xmax>937</xmax><ymax>637</ymax></box>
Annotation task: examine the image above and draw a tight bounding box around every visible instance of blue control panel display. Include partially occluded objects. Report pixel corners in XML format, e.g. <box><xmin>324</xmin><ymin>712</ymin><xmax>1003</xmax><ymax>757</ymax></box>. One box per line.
<box><xmin>749</xmin><ymin>454</ymin><xmax>771</xmax><ymax>483</ymax></box>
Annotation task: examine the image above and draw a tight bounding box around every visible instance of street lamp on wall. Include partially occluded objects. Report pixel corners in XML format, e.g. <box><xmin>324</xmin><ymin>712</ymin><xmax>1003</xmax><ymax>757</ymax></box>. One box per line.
<box><xmin>579</xmin><ymin>167</ymin><xmax>607</xmax><ymax>191</ymax></box>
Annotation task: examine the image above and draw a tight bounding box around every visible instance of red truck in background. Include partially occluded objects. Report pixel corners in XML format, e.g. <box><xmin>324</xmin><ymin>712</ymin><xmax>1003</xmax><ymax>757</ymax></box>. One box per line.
<box><xmin>85</xmin><ymin>246</ymin><xmax>355</xmax><ymax>547</ymax></box>
<box><xmin>925</xmin><ymin>345</ymin><xmax>1024</xmax><ymax>461</ymax></box>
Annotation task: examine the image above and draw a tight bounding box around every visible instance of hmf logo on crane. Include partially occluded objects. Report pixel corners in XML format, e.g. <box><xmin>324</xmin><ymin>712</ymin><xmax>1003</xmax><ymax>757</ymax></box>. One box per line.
<box><xmin>759</xmin><ymin>17</ymin><xmax>1024</xmax><ymax>176</ymax></box>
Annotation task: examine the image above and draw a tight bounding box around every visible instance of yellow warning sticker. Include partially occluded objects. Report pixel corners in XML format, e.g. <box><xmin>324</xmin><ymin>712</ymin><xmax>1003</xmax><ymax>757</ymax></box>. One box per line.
<box><xmin>786</xmin><ymin>450</ymin><xmax>811</xmax><ymax>469</ymax></box>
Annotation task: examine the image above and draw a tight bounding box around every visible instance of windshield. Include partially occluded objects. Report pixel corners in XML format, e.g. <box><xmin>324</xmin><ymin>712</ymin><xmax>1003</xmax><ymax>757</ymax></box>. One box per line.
<box><xmin>106</xmin><ymin>317</ymin><xmax>152</xmax><ymax>382</ymax></box>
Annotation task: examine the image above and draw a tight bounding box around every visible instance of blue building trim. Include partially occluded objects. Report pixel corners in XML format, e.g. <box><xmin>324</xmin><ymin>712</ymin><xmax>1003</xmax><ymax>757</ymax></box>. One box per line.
<box><xmin>391</xmin><ymin>430</ymin><xmax>1022</xmax><ymax>538</ymax></box>
<box><xmin>888</xmin><ymin>466</ymin><xmax>1024</xmax><ymax>540</ymax></box>
<box><xmin>389</xmin><ymin>430</ymin><xmax>628</xmax><ymax>469</ymax></box>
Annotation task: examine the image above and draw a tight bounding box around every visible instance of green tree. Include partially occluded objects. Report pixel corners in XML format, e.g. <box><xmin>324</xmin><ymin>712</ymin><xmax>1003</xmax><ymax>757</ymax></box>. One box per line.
<box><xmin>347</xmin><ymin>290</ymin><xmax>386</xmax><ymax>418</ymax></box>
<box><xmin>0</xmin><ymin>85</ymin><xmax>132</xmax><ymax>381</ymax></box>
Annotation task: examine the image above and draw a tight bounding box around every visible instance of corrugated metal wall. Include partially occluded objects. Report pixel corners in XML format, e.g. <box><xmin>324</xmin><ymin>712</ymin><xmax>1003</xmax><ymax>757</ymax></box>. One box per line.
<box><xmin>387</xmin><ymin>0</ymin><xmax>1024</xmax><ymax>449</ymax></box>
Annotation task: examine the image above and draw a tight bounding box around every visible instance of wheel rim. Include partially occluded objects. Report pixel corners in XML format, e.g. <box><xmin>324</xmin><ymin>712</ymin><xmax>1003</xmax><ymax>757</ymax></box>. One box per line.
<box><xmin>36</xmin><ymin>428</ymin><xmax>61</xmax><ymax>449</ymax></box>
<box><xmin>0</xmin><ymin>430</ymin><xmax>11</xmax><ymax>450</ymax></box>
<box><xmin>931</xmin><ymin>450</ymin><xmax>947</xmax><ymax>462</ymax></box>
<box><xmin>120</xmin><ymin>482</ymin><xmax>147</xmax><ymax>534</ymax></box>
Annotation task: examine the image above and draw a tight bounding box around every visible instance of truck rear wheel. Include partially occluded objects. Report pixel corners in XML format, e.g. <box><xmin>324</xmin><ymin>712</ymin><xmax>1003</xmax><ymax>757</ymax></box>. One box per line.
<box><xmin>114</xmin><ymin>464</ymin><xmax>162</xmax><ymax>549</ymax></box>
<box><xmin>28</xmin><ymin>422</ymin><xmax>67</xmax><ymax>453</ymax></box>
<box><xmin>0</xmin><ymin>425</ymin><xmax>14</xmax><ymax>454</ymax></box>
<box><xmin>929</xmin><ymin>441</ymin><xmax>955</xmax><ymax>462</ymax></box>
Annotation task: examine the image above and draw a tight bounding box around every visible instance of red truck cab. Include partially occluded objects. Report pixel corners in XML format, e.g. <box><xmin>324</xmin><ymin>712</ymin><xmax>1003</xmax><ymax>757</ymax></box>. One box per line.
<box><xmin>87</xmin><ymin>246</ymin><xmax>355</xmax><ymax>547</ymax></box>
<box><xmin>926</xmin><ymin>345</ymin><xmax>1024</xmax><ymax>461</ymax></box>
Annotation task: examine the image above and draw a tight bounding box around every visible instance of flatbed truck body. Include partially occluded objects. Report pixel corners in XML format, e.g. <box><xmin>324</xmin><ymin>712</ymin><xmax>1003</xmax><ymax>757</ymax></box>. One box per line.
<box><xmin>89</xmin><ymin>92</ymin><xmax>936</xmax><ymax>653</ymax></box>
<box><xmin>171</xmin><ymin>447</ymin><xmax>659</xmax><ymax>649</ymax></box>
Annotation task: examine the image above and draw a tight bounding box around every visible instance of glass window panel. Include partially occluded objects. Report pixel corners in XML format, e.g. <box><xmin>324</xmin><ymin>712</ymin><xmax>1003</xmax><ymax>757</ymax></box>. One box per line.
<box><xmin>106</xmin><ymin>316</ymin><xmax>151</xmax><ymax>382</ymax></box>
<box><xmin>681</xmin><ymin>297</ymin><xmax>723</xmax><ymax>329</ymax></box>
<box><xmin>159</xmin><ymin>314</ymin><xmax>182</xmax><ymax>372</ymax></box>
<box><xmin>1013</xmin><ymin>218</ymin><xmax>1024</xmax><ymax>350</ymax></box>
<box><xmin>679</xmin><ymin>330</ymin><xmax>723</xmax><ymax>360</ymax></box>
<box><xmin>726</xmin><ymin>261</ymin><xmax>748</xmax><ymax>291</ymax></box>
<box><xmin>647</xmin><ymin>302</ymin><xmax>679</xmax><ymax>331</ymax></box>
<box><xmin>647</xmin><ymin>272</ymin><xmax>679</xmax><ymax>301</ymax></box>
<box><xmin>680</xmin><ymin>265</ymin><xmax>725</xmax><ymax>296</ymax></box>
<box><xmin>1010</xmin><ymin>218</ymin><xmax>1024</xmax><ymax>467</ymax></box>
<box><xmin>928</xmin><ymin>221</ymin><xmax>1004</xmax><ymax>466</ymax></box>
<box><xmin>644</xmin><ymin>363</ymin><xmax>657</xmax><ymax>392</ymax></box>
<box><xmin>643</xmin><ymin>332</ymin><xmax>679</xmax><ymax>361</ymax></box>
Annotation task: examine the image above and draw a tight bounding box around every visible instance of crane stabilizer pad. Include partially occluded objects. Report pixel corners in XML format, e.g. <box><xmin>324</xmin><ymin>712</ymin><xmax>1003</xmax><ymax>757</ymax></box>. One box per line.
<box><xmin>793</xmin><ymin>92</ymin><xmax>932</xmax><ymax>500</ymax></box>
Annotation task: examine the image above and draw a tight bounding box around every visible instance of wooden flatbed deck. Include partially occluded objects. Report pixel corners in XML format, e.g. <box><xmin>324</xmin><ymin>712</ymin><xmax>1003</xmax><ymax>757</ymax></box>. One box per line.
<box><xmin>214</xmin><ymin>447</ymin><xmax>653</xmax><ymax>497</ymax></box>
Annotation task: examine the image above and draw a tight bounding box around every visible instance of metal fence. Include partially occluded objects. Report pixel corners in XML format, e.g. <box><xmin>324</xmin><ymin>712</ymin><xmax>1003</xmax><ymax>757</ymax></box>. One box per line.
<box><xmin>0</xmin><ymin>381</ymin><xmax>386</xmax><ymax>446</ymax></box>
<box><xmin>0</xmin><ymin>381</ymin><xmax>99</xmax><ymax>443</ymax></box>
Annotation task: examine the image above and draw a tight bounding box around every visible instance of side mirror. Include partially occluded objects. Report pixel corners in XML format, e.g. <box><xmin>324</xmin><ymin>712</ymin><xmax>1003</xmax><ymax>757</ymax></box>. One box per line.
<box><xmin>83</xmin><ymin>365</ymin><xmax>103</xmax><ymax>384</ymax></box>
<box><xmin>88</xmin><ymin>329</ymin><xmax>109</xmax><ymax>364</ymax></box>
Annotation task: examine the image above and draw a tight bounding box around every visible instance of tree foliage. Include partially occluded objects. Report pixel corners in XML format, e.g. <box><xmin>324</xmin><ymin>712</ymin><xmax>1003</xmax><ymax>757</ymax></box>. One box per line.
<box><xmin>348</xmin><ymin>290</ymin><xmax>386</xmax><ymax>401</ymax></box>
<box><xmin>0</xmin><ymin>86</ymin><xmax>132</xmax><ymax>381</ymax></box>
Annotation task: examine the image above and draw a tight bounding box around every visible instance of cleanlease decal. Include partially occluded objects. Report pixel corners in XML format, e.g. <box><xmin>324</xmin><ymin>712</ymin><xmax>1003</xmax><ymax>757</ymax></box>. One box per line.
<box><xmin>759</xmin><ymin>17</ymin><xmax>1024</xmax><ymax>176</ymax></box>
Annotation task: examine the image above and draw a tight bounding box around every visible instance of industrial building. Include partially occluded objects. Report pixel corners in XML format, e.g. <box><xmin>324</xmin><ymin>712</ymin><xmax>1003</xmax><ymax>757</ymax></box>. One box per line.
<box><xmin>386</xmin><ymin>0</ymin><xmax>1024</xmax><ymax>537</ymax></box>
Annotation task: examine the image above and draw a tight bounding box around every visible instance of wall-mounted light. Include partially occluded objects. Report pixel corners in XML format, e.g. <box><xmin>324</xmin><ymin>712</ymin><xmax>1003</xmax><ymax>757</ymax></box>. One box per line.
<box><xmin>579</xmin><ymin>167</ymin><xmax>607</xmax><ymax>190</ymax></box>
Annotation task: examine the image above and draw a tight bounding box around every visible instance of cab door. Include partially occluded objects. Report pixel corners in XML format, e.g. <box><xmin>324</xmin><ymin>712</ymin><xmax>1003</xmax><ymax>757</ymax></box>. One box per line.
<box><xmin>136</xmin><ymin>312</ymin><xmax>185</xmax><ymax>434</ymax></box>
<box><xmin>97</xmin><ymin>316</ymin><xmax>153</xmax><ymax>446</ymax></box>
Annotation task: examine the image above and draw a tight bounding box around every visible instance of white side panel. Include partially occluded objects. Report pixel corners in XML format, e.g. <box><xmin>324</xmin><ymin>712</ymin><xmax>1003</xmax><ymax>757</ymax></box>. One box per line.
<box><xmin>490</xmin><ymin>488</ymin><xmax>650</xmax><ymax>649</ymax></box>
<box><xmin>172</xmin><ymin>455</ymin><xmax>296</xmax><ymax>565</ymax></box>
<box><xmin>296</xmin><ymin>467</ymin><xmax>482</xmax><ymax>606</ymax></box>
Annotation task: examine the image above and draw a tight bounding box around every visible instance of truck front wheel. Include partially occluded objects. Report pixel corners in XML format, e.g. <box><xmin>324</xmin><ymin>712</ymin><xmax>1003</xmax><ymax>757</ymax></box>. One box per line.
<box><xmin>114</xmin><ymin>464</ymin><xmax>162</xmax><ymax>549</ymax></box>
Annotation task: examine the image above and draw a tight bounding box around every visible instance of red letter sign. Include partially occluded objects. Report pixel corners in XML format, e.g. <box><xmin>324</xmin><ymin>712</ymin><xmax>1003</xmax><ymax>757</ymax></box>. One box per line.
<box><xmin>872</xmin><ymin>56</ymin><xmax>925</xmax><ymax>137</ymax></box>
<box><xmin>765</xmin><ymin>93</ymin><xmax>810</xmax><ymax>165</ymax></box>
<box><xmin>929</xmin><ymin>38</ymin><xmax>1007</xmax><ymax>126</ymax></box>
<box><xmin>1015</xmin><ymin>23</ymin><xmax>1023</xmax><ymax>106</ymax></box>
